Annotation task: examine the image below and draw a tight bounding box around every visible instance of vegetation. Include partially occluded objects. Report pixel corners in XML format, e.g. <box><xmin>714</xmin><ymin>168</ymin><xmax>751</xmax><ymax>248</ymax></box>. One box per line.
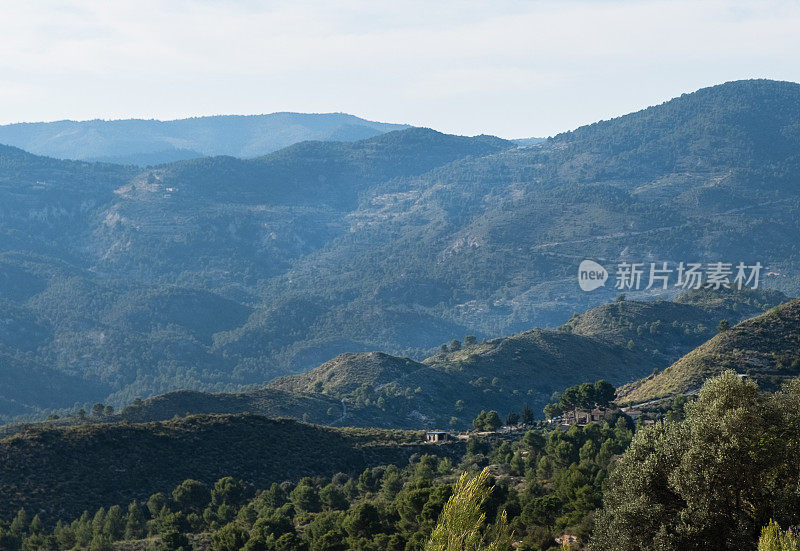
<box><xmin>0</xmin><ymin>414</ymin><xmax>453</xmax><ymax>521</ymax></box>
<box><xmin>426</xmin><ymin>469</ymin><xmax>512</xmax><ymax>551</ymax></box>
<box><xmin>593</xmin><ymin>371</ymin><xmax>800</xmax><ymax>550</ymax></box>
<box><xmin>620</xmin><ymin>298</ymin><xmax>800</xmax><ymax>403</ymax></box>
<box><xmin>542</xmin><ymin>380</ymin><xmax>615</xmax><ymax>419</ymax></box>
<box><xmin>760</xmin><ymin>521</ymin><xmax>800</xmax><ymax>551</ymax></box>
<box><xmin>0</xmin><ymin>387</ymin><xmax>640</xmax><ymax>550</ymax></box>
<box><xmin>3</xmin><ymin>80</ymin><xmax>800</xmax><ymax>425</ymax></box>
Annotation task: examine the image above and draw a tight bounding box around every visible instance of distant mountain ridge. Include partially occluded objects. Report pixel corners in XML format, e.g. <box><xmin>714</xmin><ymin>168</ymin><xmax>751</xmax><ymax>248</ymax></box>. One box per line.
<box><xmin>1</xmin><ymin>79</ymin><xmax>800</xmax><ymax>422</ymax></box>
<box><xmin>0</xmin><ymin>112</ymin><xmax>410</xmax><ymax>165</ymax></box>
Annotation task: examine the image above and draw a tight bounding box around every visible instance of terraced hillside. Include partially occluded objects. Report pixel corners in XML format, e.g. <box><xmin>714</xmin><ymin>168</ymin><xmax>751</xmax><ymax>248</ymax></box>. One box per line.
<box><xmin>3</xmin><ymin>80</ymin><xmax>800</xmax><ymax>424</ymax></box>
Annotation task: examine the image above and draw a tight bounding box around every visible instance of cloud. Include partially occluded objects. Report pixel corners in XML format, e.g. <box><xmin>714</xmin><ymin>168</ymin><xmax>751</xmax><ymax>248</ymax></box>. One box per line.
<box><xmin>1</xmin><ymin>0</ymin><xmax>799</xmax><ymax>136</ymax></box>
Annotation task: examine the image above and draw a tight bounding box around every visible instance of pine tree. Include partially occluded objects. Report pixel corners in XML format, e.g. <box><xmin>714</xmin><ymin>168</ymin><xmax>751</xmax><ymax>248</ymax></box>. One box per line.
<box><xmin>125</xmin><ymin>501</ymin><xmax>146</xmax><ymax>540</ymax></box>
<box><xmin>759</xmin><ymin>521</ymin><xmax>800</xmax><ymax>551</ymax></box>
<box><xmin>520</xmin><ymin>404</ymin><xmax>535</xmax><ymax>425</ymax></box>
<box><xmin>426</xmin><ymin>468</ymin><xmax>512</xmax><ymax>551</ymax></box>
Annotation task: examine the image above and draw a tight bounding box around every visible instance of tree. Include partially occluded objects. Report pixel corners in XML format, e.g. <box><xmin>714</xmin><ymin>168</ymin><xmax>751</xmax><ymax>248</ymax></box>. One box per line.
<box><xmin>103</xmin><ymin>405</ymin><xmax>114</xmax><ymax>417</ymax></box>
<box><xmin>505</xmin><ymin>412</ymin><xmax>520</xmax><ymax>426</ymax></box>
<box><xmin>426</xmin><ymin>468</ymin><xmax>512</xmax><ymax>551</ymax></box>
<box><xmin>520</xmin><ymin>404</ymin><xmax>535</xmax><ymax>425</ymax></box>
<box><xmin>259</xmin><ymin>483</ymin><xmax>287</xmax><ymax>509</ymax></box>
<box><xmin>173</xmin><ymin>479</ymin><xmax>210</xmax><ymax>514</ymax></box>
<box><xmin>344</xmin><ymin>503</ymin><xmax>381</xmax><ymax>539</ymax></box>
<box><xmin>464</xmin><ymin>335</ymin><xmax>477</xmax><ymax>346</ymax></box>
<box><xmin>577</xmin><ymin>382</ymin><xmax>595</xmax><ymax>409</ymax></box>
<box><xmin>473</xmin><ymin>410</ymin><xmax>487</xmax><ymax>431</ymax></box>
<box><xmin>472</xmin><ymin>410</ymin><xmax>501</xmax><ymax>431</ymax></box>
<box><xmin>161</xmin><ymin>530</ymin><xmax>191</xmax><ymax>551</ymax></box>
<box><xmin>592</xmin><ymin>371</ymin><xmax>800</xmax><ymax>551</ymax></box>
<box><xmin>717</xmin><ymin>319</ymin><xmax>731</xmax><ymax>332</ymax></box>
<box><xmin>10</xmin><ymin>508</ymin><xmax>29</xmax><ymax>536</ymax></box>
<box><xmin>483</xmin><ymin>411</ymin><xmax>501</xmax><ymax>431</ymax></box>
<box><xmin>290</xmin><ymin>481</ymin><xmax>321</xmax><ymax>513</ymax></box>
<box><xmin>91</xmin><ymin>403</ymin><xmax>105</xmax><ymax>417</ymax></box>
<box><xmin>212</xmin><ymin>523</ymin><xmax>248</xmax><ymax>551</ymax></box>
<box><xmin>29</xmin><ymin>514</ymin><xmax>43</xmax><ymax>535</ymax></box>
<box><xmin>124</xmin><ymin>501</ymin><xmax>146</xmax><ymax>540</ymax></box>
<box><xmin>450</xmin><ymin>340</ymin><xmax>462</xmax><ymax>351</ymax></box>
<box><xmin>543</xmin><ymin>403</ymin><xmax>562</xmax><ymax>420</ymax></box>
<box><xmin>665</xmin><ymin>395</ymin><xmax>688</xmax><ymax>422</ymax></box>
<box><xmin>147</xmin><ymin>493</ymin><xmax>168</xmax><ymax>518</ymax></box>
<box><xmin>759</xmin><ymin>521</ymin><xmax>800</xmax><ymax>551</ymax></box>
<box><xmin>320</xmin><ymin>483</ymin><xmax>348</xmax><ymax>511</ymax></box>
<box><xmin>593</xmin><ymin>380</ymin><xmax>616</xmax><ymax>408</ymax></box>
<box><xmin>103</xmin><ymin>505</ymin><xmax>124</xmax><ymax>540</ymax></box>
<box><xmin>211</xmin><ymin>477</ymin><xmax>246</xmax><ymax>508</ymax></box>
<box><xmin>381</xmin><ymin>466</ymin><xmax>404</xmax><ymax>501</ymax></box>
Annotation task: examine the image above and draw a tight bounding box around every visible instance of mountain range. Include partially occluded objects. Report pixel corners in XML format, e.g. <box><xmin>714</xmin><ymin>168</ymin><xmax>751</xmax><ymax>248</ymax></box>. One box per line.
<box><xmin>0</xmin><ymin>287</ymin><xmax>779</xmax><ymax>433</ymax></box>
<box><xmin>1</xmin><ymin>79</ymin><xmax>800</xmax><ymax>423</ymax></box>
<box><xmin>0</xmin><ymin>113</ymin><xmax>410</xmax><ymax>165</ymax></box>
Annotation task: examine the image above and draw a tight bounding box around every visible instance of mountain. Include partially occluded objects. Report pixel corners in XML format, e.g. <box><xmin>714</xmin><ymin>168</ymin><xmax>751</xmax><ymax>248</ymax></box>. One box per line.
<box><xmin>0</xmin><ymin>129</ymin><xmax>513</xmax><ymax>421</ymax></box>
<box><xmin>619</xmin><ymin>298</ymin><xmax>800</xmax><ymax>403</ymax></box>
<box><xmin>0</xmin><ymin>113</ymin><xmax>410</xmax><ymax>165</ymax></box>
<box><xmin>16</xmin><ymin>289</ymin><xmax>774</xmax><ymax>432</ymax></box>
<box><xmin>0</xmin><ymin>414</ymin><xmax>450</xmax><ymax>521</ymax></box>
<box><xmin>1</xmin><ymin>80</ymin><xmax>800</xmax><ymax>422</ymax></box>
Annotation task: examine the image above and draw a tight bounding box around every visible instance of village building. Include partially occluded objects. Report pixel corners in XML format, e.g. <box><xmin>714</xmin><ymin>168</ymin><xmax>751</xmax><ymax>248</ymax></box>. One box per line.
<box><xmin>560</xmin><ymin>407</ymin><xmax>617</xmax><ymax>426</ymax></box>
<box><xmin>425</xmin><ymin>430</ymin><xmax>449</xmax><ymax>443</ymax></box>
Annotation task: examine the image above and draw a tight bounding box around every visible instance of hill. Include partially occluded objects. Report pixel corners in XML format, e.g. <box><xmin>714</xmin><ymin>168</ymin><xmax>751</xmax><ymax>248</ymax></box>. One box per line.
<box><xmin>0</xmin><ymin>414</ymin><xmax>454</xmax><ymax>521</ymax></box>
<box><xmin>619</xmin><ymin>298</ymin><xmax>800</xmax><ymax>403</ymax></box>
<box><xmin>2</xmin><ymin>80</ymin><xmax>800</xmax><ymax>421</ymax></box>
<box><xmin>47</xmin><ymin>289</ymin><xmax>778</xmax><ymax>431</ymax></box>
<box><xmin>0</xmin><ymin>113</ymin><xmax>410</xmax><ymax>165</ymax></box>
<box><xmin>115</xmin><ymin>388</ymin><xmax>343</xmax><ymax>424</ymax></box>
<box><xmin>561</xmin><ymin>287</ymin><xmax>786</xmax><ymax>364</ymax></box>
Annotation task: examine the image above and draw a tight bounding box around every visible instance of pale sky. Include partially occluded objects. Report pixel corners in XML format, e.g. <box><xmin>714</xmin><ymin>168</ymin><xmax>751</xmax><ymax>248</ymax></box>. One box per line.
<box><xmin>2</xmin><ymin>0</ymin><xmax>800</xmax><ymax>138</ymax></box>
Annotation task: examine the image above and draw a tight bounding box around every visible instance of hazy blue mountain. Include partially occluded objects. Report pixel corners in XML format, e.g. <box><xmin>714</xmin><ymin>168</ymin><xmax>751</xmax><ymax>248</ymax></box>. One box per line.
<box><xmin>0</xmin><ymin>113</ymin><xmax>410</xmax><ymax>165</ymax></box>
<box><xmin>1</xmin><ymin>79</ymin><xmax>799</xmax><ymax>423</ymax></box>
<box><xmin>0</xmin><ymin>130</ymin><xmax>514</xmax><ymax>420</ymax></box>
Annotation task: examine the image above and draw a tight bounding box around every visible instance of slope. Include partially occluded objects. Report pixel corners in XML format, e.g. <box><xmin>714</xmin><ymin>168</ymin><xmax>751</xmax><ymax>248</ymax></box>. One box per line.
<box><xmin>0</xmin><ymin>414</ymin><xmax>449</xmax><ymax>521</ymax></box>
<box><xmin>620</xmin><ymin>298</ymin><xmax>800</xmax><ymax>403</ymax></box>
<box><xmin>46</xmin><ymin>290</ymin><xmax>783</xmax><ymax>430</ymax></box>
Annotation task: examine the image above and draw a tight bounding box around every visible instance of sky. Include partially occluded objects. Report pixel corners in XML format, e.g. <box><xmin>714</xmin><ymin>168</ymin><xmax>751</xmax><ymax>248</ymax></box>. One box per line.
<box><xmin>2</xmin><ymin>0</ymin><xmax>800</xmax><ymax>138</ymax></box>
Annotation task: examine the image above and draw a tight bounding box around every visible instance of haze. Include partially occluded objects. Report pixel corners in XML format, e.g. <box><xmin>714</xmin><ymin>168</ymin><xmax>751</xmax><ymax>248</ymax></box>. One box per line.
<box><xmin>2</xmin><ymin>0</ymin><xmax>800</xmax><ymax>137</ymax></box>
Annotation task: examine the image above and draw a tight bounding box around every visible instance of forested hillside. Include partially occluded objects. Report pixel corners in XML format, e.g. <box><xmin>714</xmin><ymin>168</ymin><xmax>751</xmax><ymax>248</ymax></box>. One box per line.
<box><xmin>620</xmin><ymin>297</ymin><xmax>800</xmax><ymax>403</ymax></box>
<box><xmin>1</xmin><ymin>80</ymin><xmax>800</xmax><ymax>423</ymax></box>
<box><xmin>9</xmin><ymin>289</ymin><xmax>775</xmax><ymax>432</ymax></box>
<box><xmin>0</xmin><ymin>414</ymin><xmax>447</xmax><ymax>521</ymax></box>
